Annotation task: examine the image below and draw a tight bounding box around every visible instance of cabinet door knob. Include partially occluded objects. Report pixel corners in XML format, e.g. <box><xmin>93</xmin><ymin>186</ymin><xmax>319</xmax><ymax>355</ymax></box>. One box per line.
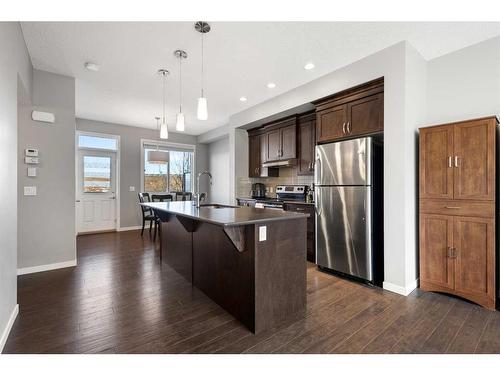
<box><xmin>342</xmin><ymin>122</ymin><xmax>346</xmax><ymax>134</ymax></box>
<box><xmin>347</xmin><ymin>121</ymin><xmax>351</xmax><ymax>133</ymax></box>
<box><xmin>454</xmin><ymin>156</ymin><xmax>459</xmax><ymax>168</ymax></box>
<box><xmin>448</xmin><ymin>156</ymin><xmax>452</xmax><ymax>168</ymax></box>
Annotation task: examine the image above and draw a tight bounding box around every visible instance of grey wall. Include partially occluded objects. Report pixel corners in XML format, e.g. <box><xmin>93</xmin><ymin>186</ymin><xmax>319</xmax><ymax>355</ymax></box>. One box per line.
<box><xmin>0</xmin><ymin>22</ymin><xmax>32</xmax><ymax>352</ymax></box>
<box><xmin>208</xmin><ymin>136</ymin><xmax>230</xmax><ymax>204</ymax></box>
<box><xmin>76</xmin><ymin>118</ymin><xmax>209</xmax><ymax>228</ymax></box>
<box><xmin>426</xmin><ymin>36</ymin><xmax>500</xmax><ymax>124</ymax></box>
<box><xmin>18</xmin><ymin>69</ymin><xmax>76</xmax><ymax>270</ymax></box>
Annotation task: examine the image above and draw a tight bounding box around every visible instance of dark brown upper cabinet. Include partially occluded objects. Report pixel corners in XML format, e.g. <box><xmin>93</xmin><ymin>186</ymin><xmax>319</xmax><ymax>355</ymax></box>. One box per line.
<box><xmin>248</xmin><ymin>134</ymin><xmax>261</xmax><ymax>178</ymax></box>
<box><xmin>265</xmin><ymin>118</ymin><xmax>297</xmax><ymax>162</ymax></box>
<box><xmin>315</xmin><ymin>78</ymin><xmax>384</xmax><ymax>143</ymax></box>
<box><xmin>248</xmin><ymin>131</ymin><xmax>278</xmax><ymax>178</ymax></box>
<box><xmin>316</xmin><ymin>104</ymin><xmax>347</xmax><ymax>143</ymax></box>
<box><xmin>297</xmin><ymin>112</ymin><xmax>316</xmax><ymax>176</ymax></box>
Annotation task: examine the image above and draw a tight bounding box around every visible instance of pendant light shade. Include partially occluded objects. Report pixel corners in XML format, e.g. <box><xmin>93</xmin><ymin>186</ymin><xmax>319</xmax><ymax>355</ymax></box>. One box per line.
<box><xmin>195</xmin><ymin>21</ymin><xmax>210</xmax><ymax>121</ymax></box>
<box><xmin>160</xmin><ymin>120</ymin><xmax>168</xmax><ymax>139</ymax></box>
<box><xmin>147</xmin><ymin>150</ymin><xmax>169</xmax><ymax>164</ymax></box>
<box><xmin>176</xmin><ymin>113</ymin><xmax>185</xmax><ymax>132</ymax></box>
<box><xmin>197</xmin><ymin>97</ymin><xmax>208</xmax><ymax>121</ymax></box>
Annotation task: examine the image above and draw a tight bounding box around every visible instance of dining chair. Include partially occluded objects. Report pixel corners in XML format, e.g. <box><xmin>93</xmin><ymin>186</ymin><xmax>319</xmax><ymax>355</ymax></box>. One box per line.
<box><xmin>175</xmin><ymin>191</ymin><xmax>193</xmax><ymax>201</ymax></box>
<box><xmin>151</xmin><ymin>194</ymin><xmax>173</xmax><ymax>242</ymax></box>
<box><xmin>138</xmin><ymin>192</ymin><xmax>155</xmax><ymax>236</ymax></box>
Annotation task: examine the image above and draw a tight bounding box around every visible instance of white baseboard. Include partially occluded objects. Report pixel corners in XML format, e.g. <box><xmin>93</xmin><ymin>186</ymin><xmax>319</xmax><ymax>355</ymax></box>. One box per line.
<box><xmin>17</xmin><ymin>259</ymin><xmax>77</xmax><ymax>276</ymax></box>
<box><xmin>0</xmin><ymin>304</ymin><xmax>19</xmax><ymax>353</ymax></box>
<box><xmin>117</xmin><ymin>225</ymin><xmax>142</xmax><ymax>232</ymax></box>
<box><xmin>383</xmin><ymin>278</ymin><xmax>419</xmax><ymax>296</ymax></box>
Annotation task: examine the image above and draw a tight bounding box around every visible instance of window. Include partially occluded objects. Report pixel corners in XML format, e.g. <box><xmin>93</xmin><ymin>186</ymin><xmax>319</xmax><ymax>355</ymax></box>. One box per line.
<box><xmin>143</xmin><ymin>142</ymin><xmax>194</xmax><ymax>193</ymax></box>
<box><xmin>78</xmin><ymin>134</ymin><xmax>117</xmax><ymax>151</ymax></box>
<box><xmin>83</xmin><ymin>156</ymin><xmax>111</xmax><ymax>193</ymax></box>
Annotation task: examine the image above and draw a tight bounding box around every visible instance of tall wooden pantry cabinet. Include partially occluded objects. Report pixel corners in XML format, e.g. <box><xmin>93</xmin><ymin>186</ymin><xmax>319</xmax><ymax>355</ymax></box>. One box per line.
<box><xmin>419</xmin><ymin>116</ymin><xmax>498</xmax><ymax>309</ymax></box>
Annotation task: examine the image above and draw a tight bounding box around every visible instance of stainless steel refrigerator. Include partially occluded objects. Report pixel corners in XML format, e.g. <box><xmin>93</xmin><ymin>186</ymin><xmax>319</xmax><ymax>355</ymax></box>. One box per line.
<box><xmin>314</xmin><ymin>137</ymin><xmax>383</xmax><ymax>284</ymax></box>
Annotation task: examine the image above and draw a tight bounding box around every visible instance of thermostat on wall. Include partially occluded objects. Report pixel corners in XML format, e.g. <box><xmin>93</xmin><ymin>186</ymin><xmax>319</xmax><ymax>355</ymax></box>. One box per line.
<box><xmin>25</xmin><ymin>148</ymin><xmax>38</xmax><ymax>157</ymax></box>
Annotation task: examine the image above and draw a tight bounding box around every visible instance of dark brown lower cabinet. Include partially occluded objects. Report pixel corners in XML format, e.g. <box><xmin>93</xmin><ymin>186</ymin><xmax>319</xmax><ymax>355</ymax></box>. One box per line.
<box><xmin>419</xmin><ymin>208</ymin><xmax>496</xmax><ymax>309</ymax></box>
<box><xmin>284</xmin><ymin>203</ymin><xmax>315</xmax><ymax>263</ymax></box>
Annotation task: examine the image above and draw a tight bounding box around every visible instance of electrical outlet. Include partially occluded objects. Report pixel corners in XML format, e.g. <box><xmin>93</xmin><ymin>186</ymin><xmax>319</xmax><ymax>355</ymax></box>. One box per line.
<box><xmin>259</xmin><ymin>226</ymin><xmax>267</xmax><ymax>242</ymax></box>
<box><xmin>129</xmin><ymin>186</ymin><xmax>135</xmax><ymax>192</ymax></box>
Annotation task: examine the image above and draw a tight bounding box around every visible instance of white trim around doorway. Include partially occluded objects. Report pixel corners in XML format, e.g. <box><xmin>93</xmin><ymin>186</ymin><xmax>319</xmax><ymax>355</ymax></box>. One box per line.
<box><xmin>75</xmin><ymin>131</ymin><xmax>121</xmax><ymax>233</ymax></box>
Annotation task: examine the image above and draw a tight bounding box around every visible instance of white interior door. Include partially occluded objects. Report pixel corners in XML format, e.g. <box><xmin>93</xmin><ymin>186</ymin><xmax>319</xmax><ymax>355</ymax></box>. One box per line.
<box><xmin>76</xmin><ymin>149</ymin><xmax>117</xmax><ymax>234</ymax></box>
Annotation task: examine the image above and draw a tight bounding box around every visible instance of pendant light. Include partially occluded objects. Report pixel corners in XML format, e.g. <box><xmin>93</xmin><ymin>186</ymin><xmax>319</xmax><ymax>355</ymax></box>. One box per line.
<box><xmin>148</xmin><ymin>117</ymin><xmax>170</xmax><ymax>164</ymax></box>
<box><xmin>158</xmin><ymin>69</ymin><xmax>169</xmax><ymax>139</ymax></box>
<box><xmin>174</xmin><ymin>49</ymin><xmax>187</xmax><ymax>131</ymax></box>
<box><xmin>195</xmin><ymin>21</ymin><xmax>210</xmax><ymax>121</ymax></box>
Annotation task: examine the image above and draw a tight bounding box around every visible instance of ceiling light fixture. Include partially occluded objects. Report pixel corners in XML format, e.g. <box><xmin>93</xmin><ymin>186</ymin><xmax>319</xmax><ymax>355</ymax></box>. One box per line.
<box><xmin>239</xmin><ymin>97</ymin><xmax>247</xmax><ymax>102</ymax></box>
<box><xmin>267</xmin><ymin>82</ymin><xmax>276</xmax><ymax>89</ymax></box>
<box><xmin>84</xmin><ymin>62</ymin><xmax>99</xmax><ymax>72</ymax></box>
<box><xmin>174</xmin><ymin>49</ymin><xmax>187</xmax><ymax>132</ymax></box>
<box><xmin>148</xmin><ymin>117</ymin><xmax>170</xmax><ymax>164</ymax></box>
<box><xmin>195</xmin><ymin>21</ymin><xmax>211</xmax><ymax>121</ymax></box>
<box><xmin>304</xmin><ymin>62</ymin><xmax>315</xmax><ymax>70</ymax></box>
<box><xmin>158</xmin><ymin>69</ymin><xmax>169</xmax><ymax>139</ymax></box>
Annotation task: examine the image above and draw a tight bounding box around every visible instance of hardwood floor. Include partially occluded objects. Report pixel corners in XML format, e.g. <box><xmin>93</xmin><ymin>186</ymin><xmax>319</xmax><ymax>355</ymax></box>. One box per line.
<box><xmin>4</xmin><ymin>230</ymin><xmax>500</xmax><ymax>354</ymax></box>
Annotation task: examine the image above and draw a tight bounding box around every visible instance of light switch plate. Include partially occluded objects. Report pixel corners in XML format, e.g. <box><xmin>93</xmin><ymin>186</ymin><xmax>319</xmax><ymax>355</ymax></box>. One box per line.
<box><xmin>27</xmin><ymin>167</ymin><xmax>37</xmax><ymax>177</ymax></box>
<box><xmin>24</xmin><ymin>186</ymin><xmax>37</xmax><ymax>196</ymax></box>
<box><xmin>129</xmin><ymin>186</ymin><xmax>135</xmax><ymax>192</ymax></box>
<box><xmin>259</xmin><ymin>226</ymin><xmax>267</xmax><ymax>242</ymax></box>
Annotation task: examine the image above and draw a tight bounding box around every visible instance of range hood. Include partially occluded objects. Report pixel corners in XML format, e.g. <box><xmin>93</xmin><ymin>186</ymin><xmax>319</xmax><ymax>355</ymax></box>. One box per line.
<box><xmin>262</xmin><ymin>159</ymin><xmax>297</xmax><ymax>168</ymax></box>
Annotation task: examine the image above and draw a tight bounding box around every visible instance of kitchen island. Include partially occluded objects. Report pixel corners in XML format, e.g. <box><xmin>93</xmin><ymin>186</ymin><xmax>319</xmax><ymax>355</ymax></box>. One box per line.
<box><xmin>142</xmin><ymin>201</ymin><xmax>308</xmax><ymax>333</ymax></box>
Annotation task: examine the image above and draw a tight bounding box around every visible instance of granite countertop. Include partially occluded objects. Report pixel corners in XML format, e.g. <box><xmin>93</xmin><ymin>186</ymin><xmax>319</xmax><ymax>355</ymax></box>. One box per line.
<box><xmin>142</xmin><ymin>201</ymin><xmax>309</xmax><ymax>227</ymax></box>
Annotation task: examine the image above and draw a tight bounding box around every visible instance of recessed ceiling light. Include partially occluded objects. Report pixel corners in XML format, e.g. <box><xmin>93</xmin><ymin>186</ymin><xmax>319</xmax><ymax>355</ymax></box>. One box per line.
<box><xmin>84</xmin><ymin>62</ymin><xmax>99</xmax><ymax>72</ymax></box>
<box><xmin>267</xmin><ymin>82</ymin><xmax>276</xmax><ymax>89</ymax></box>
<box><xmin>304</xmin><ymin>62</ymin><xmax>315</xmax><ymax>70</ymax></box>
<box><xmin>240</xmin><ymin>97</ymin><xmax>247</xmax><ymax>102</ymax></box>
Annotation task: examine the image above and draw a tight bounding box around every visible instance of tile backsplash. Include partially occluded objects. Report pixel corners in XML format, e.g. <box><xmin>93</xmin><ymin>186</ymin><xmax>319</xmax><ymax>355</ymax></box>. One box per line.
<box><xmin>237</xmin><ymin>167</ymin><xmax>314</xmax><ymax>198</ymax></box>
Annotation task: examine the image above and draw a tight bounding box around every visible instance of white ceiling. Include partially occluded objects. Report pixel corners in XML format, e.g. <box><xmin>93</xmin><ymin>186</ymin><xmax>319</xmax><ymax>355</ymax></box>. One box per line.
<box><xmin>21</xmin><ymin>22</ymin><xmax>500</xmax><ymax>136</ymax></box>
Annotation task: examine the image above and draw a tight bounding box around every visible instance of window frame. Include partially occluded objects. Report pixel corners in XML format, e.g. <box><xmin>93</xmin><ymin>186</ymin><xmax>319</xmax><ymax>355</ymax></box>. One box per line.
<box><xmin>140</xmin><ymin>138</ymin><xmax>196</xmax><ymax>194</ymax></box>
<box><xmin>82</xmin><ymin>154</ymin><xmax>113</xmax><ymax>193</ymax></box>
<box><xmin>77</xmin><ymin>131</ymin><xmax>119</xmax><ymax>152</ymax></box>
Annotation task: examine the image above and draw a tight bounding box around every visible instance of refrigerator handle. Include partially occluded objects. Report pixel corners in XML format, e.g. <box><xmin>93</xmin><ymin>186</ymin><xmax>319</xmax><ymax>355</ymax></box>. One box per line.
<box><xmin>315</xmin><ymin>188</ymin><xmax>322</xmax><ymax>217</ymax></box>
<box><xmin>314</xmin><ymin>156</ymin><xmax>321</xmax><ymax>185</ymax></box>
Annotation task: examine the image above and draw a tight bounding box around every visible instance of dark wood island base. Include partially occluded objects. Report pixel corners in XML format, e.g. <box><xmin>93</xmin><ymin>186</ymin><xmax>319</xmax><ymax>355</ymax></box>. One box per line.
<box><xmin>145</xmin><ymin>202</ymin><xmax>308</xmax><ymax>334</ymax></box>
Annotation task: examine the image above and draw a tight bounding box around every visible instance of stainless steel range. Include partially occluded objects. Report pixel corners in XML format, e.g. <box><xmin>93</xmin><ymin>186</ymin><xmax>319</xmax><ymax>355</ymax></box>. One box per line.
<box><xmin>254</xmin><ymin>185</ymin><xmax>307</xmax><ymax>209</ymax></box>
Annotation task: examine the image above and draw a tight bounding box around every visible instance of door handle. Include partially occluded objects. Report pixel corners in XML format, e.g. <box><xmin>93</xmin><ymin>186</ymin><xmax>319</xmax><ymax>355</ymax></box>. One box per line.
<box><xmin>342</xmin><ymin>122</ymin><xmax>346</xmax><ymax>134</ymax></box>
<box><xmin>109</xmin><ymin>196</ymin><xmax>116</xmax><ymax>199</ymax></box>
<box><xmin>445</xmin><ymin>206</ymin><xmax>461</xmax><ymax>209</ymax></box>
<box><xmin>347</xmin><ymin>121</ymin><xmax>351</xmax><ymax>133</ymax></box>
<box><xmin>76</xmin><ymin>200</ymin><xmax>81</xmax><ymax>202</ymax></box>
<box><xmin>448</xmin><ymin>156</ymin><xmax>452</xmax><ymax>168</ymax></box>
<box><xmin>454</xmin><ymin>156</ymin><xmax>459</xmax><ymax>168</ymax></box>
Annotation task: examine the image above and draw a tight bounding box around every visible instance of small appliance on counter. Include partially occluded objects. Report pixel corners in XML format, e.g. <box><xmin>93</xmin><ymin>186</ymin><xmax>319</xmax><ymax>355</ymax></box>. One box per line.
<box><xmin>250</xmin><ymin>182</ymin><xmax>267</xmax><ymax>199</ymax></box>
